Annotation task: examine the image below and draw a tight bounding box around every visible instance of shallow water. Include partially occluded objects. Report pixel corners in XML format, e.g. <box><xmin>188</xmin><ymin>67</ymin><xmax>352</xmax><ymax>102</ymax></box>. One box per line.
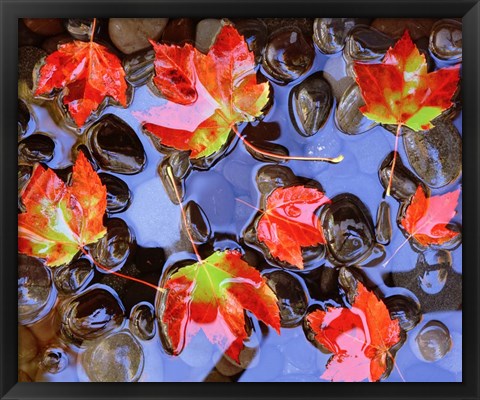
<box><xmin>18</xmin><ymin>18</ymin><xmax>462</xmax><ymax>383</ymax></box>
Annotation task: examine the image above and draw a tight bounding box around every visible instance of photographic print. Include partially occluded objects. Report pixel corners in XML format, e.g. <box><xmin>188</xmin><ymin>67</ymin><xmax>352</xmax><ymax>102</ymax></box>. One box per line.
<box><xmin>17</xmin><ymin>17</ymin><xmax>462</xmax><ymax>383</ymax></box>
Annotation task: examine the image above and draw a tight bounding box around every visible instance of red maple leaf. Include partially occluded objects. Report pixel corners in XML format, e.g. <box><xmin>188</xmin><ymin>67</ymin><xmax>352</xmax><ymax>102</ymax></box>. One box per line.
<box><xmin>161</xmin><ymin>250</ymin><xmax>280</xmax><ymax>363</ymax></box>
<box><xmin>34</xmin><ymin>40</ymin><xmax>128</xmax><ymax>127</ymax></box>
<box><xmin>306</xmin><ymin>282</ymin><xmax>401</xmax><ymax>382</ymax></box>
<box><xmin>256</xmin><ymin>186</ymin><xmax>330</xmax><ymax>269</ymax></box>
<box><xmin>18</xmin><ymin>152</ymin><xmax>107</xmax><ymax>266</ymax></box>
<box><xmin>401</xmin><ymin>186</ymin><xmax>460</xmax><ymax>246</ymax></box>
<box><xmin>135</xmin><ymin>24</ymin><xmax>270</xmax><ymax>159</ymax></box>
<box><xmin>354</xmin><ymin>30</ymin><xmax>460</xmax><ymax>132</ymax></box>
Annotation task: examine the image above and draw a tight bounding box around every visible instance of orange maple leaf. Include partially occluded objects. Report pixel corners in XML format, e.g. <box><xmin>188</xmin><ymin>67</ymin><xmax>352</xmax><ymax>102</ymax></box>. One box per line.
<box><xmin>35</xmin><ymin>40</ymin><xmax>128</xmax><ymax>127</ymax></box>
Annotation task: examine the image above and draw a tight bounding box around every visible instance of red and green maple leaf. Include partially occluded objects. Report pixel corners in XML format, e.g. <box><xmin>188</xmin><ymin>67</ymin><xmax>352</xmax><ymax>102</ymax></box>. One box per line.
<box><xmin>136</xmin><ymin>24</ymin><xmax>270</xmax><ymax>159</ymax></box>
<box><xmin>161</xmin><ymin>250</ymin><xmax>280</xmax><ymax>363</ymax></box>
<box><xmin>307</xmin><ymin>282</ymin><xmax>401</xmax><ymax>382</ymax></box>
<box><xmin>401</xmin><ymin>186</ymin><xmax>460</xmax><ymax>246</ymax></box>
<box><xmin>353</xmin><ymin>30</ymin><xmax>460</xmax><ymax>132</ymax></box>
<box><xmin>34</xmin><ymin>40</ymin><xmax>128</xmax><ymax>127</ymax></box>
<box><xmin>18</xmin><ymin>152</ymin><xmax>107</xmax><ymax>267</ymax></box>
<box><xmin>256</xmin><ymin>186</ymin><xmax>330</xmax><ymax>269</ymax></box>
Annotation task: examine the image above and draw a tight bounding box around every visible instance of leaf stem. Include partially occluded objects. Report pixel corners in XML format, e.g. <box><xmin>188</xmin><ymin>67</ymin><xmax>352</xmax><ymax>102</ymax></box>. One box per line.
<box><xmin>90</xmin><ymin>18</ymin><xmax>97</xmax><ymax>43</ymax></box>
<box><xmin>79</xmin><ymin>247</ymin><xmax>165</xmax><ymax>293</ymax></box>
<box><xmin>386</xmin><ymin>124</ymin><xmax>402</xmax><ymax>197</ymax></box>
<box><xmin>231</xmin><ymin>125</ymin><xmax>344</xmax><ymax>164</ymax></box>
<box><xmin>235</xmin><ymin>197</ymin><xmax>262</xmax><ymax>213</ymax></box>
<box><xmin>165</xmin><ymin>165</ymin><xmax>203</xmax><ymax>263</ymax></box>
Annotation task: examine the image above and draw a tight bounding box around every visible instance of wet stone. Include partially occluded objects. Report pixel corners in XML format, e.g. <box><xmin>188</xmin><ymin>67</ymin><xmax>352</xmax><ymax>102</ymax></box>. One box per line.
<box><xmin>87</xmin><ymin>114</ymin><xmax>146</xmax><ymax>175</ymax></box>
<box><xmin>40</xmin><ymin>347</ymin><xmax>68</xmax><ymax>373</ymax></box>
<box><xmin>313</xmin><ymin>18</ymin><xmax>370</xmax><ymax>54</ymax></box>
<box><xmin>41</xmin><ymin>33</ymin><xmax>74</xmax><ymax>54</ymax></box>
<box><xmin>302</xmin><ymin>265</ymin><xmax>341</xmax><ymax>303</ymax></box>
<box><xmin>18</xmin><ymin>370</ymin><xmax>33</xmax><ymax>382</ymax></box>
<box><xmin>321</xmin><ymin>194</ymin><xmax>375</xmax><ymax>264</ymax></box>
<box><xmin>109</xmin><ymin>18</ymin><xmax>168</xmax><ymax>55</ymax></box>
<box><xmin>379</xmin><ymin>152</ymin><xmax>430</xmax><ymax>201</ymax></box>
<box><xmin>263</xmin><ymin>18</ymin><xmax>314</xmax><ymax>36</ymax></box>
<box><xmin>18</xmin><ymin>99</ymin><xmax>31</xmax><ymax>136</ymax></box>
<box><xmin>263</xmin><ymin>27</ymin><xmax>314</xmax><ymax>83</ymax></box>
<box><xmin>129</xmin><ymin>302</ymin><xmax>156</xmax><ymax>341</ymax></box>
<box><xmin>82</xmin><ymin>331</ymin><xmax>144</xmax><ymax>382</ymax></box>
<box><xmin>18</xmin><ymin>165</ymin><xmax>32</xmax><ymax>210</ymax></box>
<box><xmin>417</xmin><ymin>250</ymin><xmax>451</xmax><ymax>295</ymax></box>
<box><xmin>375</xmin><ymin>201</ymin><xmax>392</xmax><ymax>245</ymax></box>
<box><xmin>289</xmin><ymin>72</ymin><xmax>333</xmax><ymax>137</ymax></box>
<box><xmin>371</xmin><ymin>18</ymin><xmax>435</xmax><ymax>40</ymax></box>
<box><xmin>99</xmin><ymin>173</ymin><xmax>131</xmax><ymax>214</ymax></box>
<box><xmin>18</xmin><ymin>325</ymin><xmax>38</xmax><ymax>363</ymax></box>
<box><xmin>256</xmin><ymin>164</ymin><xmax>297</xmax><ymax>195</ymax></box>
<box><xmin>185</xmin><ymin>201</ymin><xmax>211</xmax><ymax>244</ymax></box>
<box><xmin>19</xmin><ymin>46</ymin><xmax>47</xmax><ymax>89</ymax></box>
<box><xmin>18</xmin><ymin>254</ymin><xmax>57</xmax><ymax>325</ymax></box>
<box><xmin>429</xmin><ymin>19</ymin><xmax>462</xmax><ymax>62</ymax></box>
<box><xmin>60</xmin><ymin>285</ymin><xmax>125</xmax><ymax>343</ymax></box>
<box><xmin>90</xmin><ymin>218</ymin><xmax>133</xmax><ymax>272</ymax></box>
<box><xmin>18</xmin><ymin>20</ymin><xmax>43</xmax><ymax>47</ymax></box>
<box><xmin>389</xmin><ymin>250</ymin><xmax>461</xmax><ymax>313</ymax></box>
<box><xmin>234</xmin><ymin>19</ymin><xmax>268</xmax><ymax>63</ymax></box>
<box><xmin>195</xmin><ymin>19</ymin><xmax>222</xmax><ymax>53</ymax></box>
<box><xmin>53</xmin><ymin>258</ymin><xmax>94</xmax><ymax>295</ymax></box>
<box><xmin>335</xmin><ymin>83</ymin><xmax>378</xmax><ymax>135</ymax></box>
<box><xmin>18</xmin><ymin>134</ymin><xmax>55</xmax><ymax>164</ymax></box>
<box><xmin>23</xmin><ymin>18</ymin><xmax>65</xmax><ymax>36</ymax></box>
<box><xmin>344</xmin><ymin>25</ymin><xmax>395</xmax><ymax>62</ymax></box>
<box><xmin>415</xmin><ymin>320</ymin><xmax>452</xmax><ymax>362</ymax></box>
<box><xmin>384</xmin><ymin>294</ymin><xmax>422</xmax><ymax>331</ymax></box>
<box><xmin>403</xmin><ymin>120</ymin><xmax>462</xmax><ymax>188</ymax></box>
<box><xmin>66</xmin><ymin>19</ymin><xmax>97</xmax><ymax>41</ymax></box>
<box><xmin>123</xmin><ymin>49</ymin><xmax>155</xmax><ymax>87</ymax></box>
<box><xmin>265</xmin><ymin>270</ymin><xmax>308</xmax><ymax>327</ymax></box>
<box><xmin>158</xmin><ymin>152</ymin><xmax>191</xmax><ymax>205</ymax></box>
<box><xmin>162</xmin><ymin>18</ymin><xmax>195</xmax><ymax>45</ymax></box>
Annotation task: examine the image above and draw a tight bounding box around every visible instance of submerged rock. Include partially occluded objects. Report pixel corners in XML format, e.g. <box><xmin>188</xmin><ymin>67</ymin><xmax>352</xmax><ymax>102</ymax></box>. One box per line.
<box><xmin>335</xmin><ymin>83</ymin><xmax>378</xmax><ymax>135</ymax></box>
<box><xmin>195</xmin><ymin>19</ymin><xmax>222</xmax><ymax>53</ymax></box>
<box><xmin>53</xmin><ymin>258</ymin><xmax>94</xmax><ymax>295</ymax></box>
<box><xmin>87</xmin><ymin>114</ymin><xmax>146</xmax><ymax>175</ymax></box>
<box><xmin>403</xmin><ymin>120</ymin><xmax>462</xmax><ymax>188</ymax></box>
<box><xmin>18</xmin><ymin>133</ymin><xmax>55</xmax><ymax>164</ymax></box>
<box><xmin>371</xmin><ymin>18</ymin><xmax>435</xmax><ymax>40</ymax></box>
<box><xmin>344</xmin><ymin>25</ymin><xmax>395</xmax><ymax>62</ymax></box>
<box><xmin>379</xmin><ymin>152</ymin><xmax>430</xmax><ymax>201</ymax></box>
<box><xmin>313</xmin><ymin>18</ymin><xmax>369</xmax><ymax>54</ymax></box>
<box><xmin>265</xmin><ymin>270</ymin><xmax>308</xmax><ymax>327</ymax></box>
<box><xmin>60</xmin><ymin>285</ymin><xmax>125</xmax><ymax>343</ymax></box>
<box><xmin>18</xmin><ymin>254</ymin><xmax>57</xmax><ymax>325</ymax></box>
<box><xmin>263</xmin><ymin>27</ymin><xmax>314</xmax><ymax>82</ymax></box>
<box><xmin>129</xmin><ymin>302</ymin><xmax>156</xmax><ymax>341</ymax></box>
<box><xmin>429</xmin><ymin>19</ymin><xmax>462</xmax><ymax>61</ymax></box>
<box><xmin>90</xmin><ymin>218</ymin><xmax>133</xmax><ymax>272</ymax></box>
<box><xmin>82</xmin><ymin>330</ymin><xmax>144</xmax><ymax>382</ymax></box>
<box><xmin>109</xmin><ymin>18</ymin><xmax>168</xmax><ymax>54</ymax></box>
<box><xmin>99</xmin><ymin>173</ymin><xmax>131</xmax><ymax>214</ymax></box>
<box><xmin>415</xmin><ymin>320</ymin><xmax>452</xmax><ymax>362</ymax></box>
<box><xmin>321</xmin><ymin>194</ymin><xmax>375</xmax><ymax>264</ymax></box>
<box><xmin>162</xmin><ymin>18</ymin><xmax>195</xmax><ymax>45</ymax></box>
<box><xmin>234</xmin><ymin>19</ymin><xmax>268</xmax><ymax>63</ymax></box>
<box><xmin>289</xmin><ymin>72</ymin><xmax>333</xmax><ymax>137</ymax></box>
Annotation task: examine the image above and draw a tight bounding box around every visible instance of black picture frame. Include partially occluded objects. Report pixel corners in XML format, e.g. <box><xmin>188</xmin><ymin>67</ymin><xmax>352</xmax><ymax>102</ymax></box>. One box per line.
<box><xmin>1</xmin><ymin>1</ymin><xmax>479</xmax><ymax>399</ymax></box>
